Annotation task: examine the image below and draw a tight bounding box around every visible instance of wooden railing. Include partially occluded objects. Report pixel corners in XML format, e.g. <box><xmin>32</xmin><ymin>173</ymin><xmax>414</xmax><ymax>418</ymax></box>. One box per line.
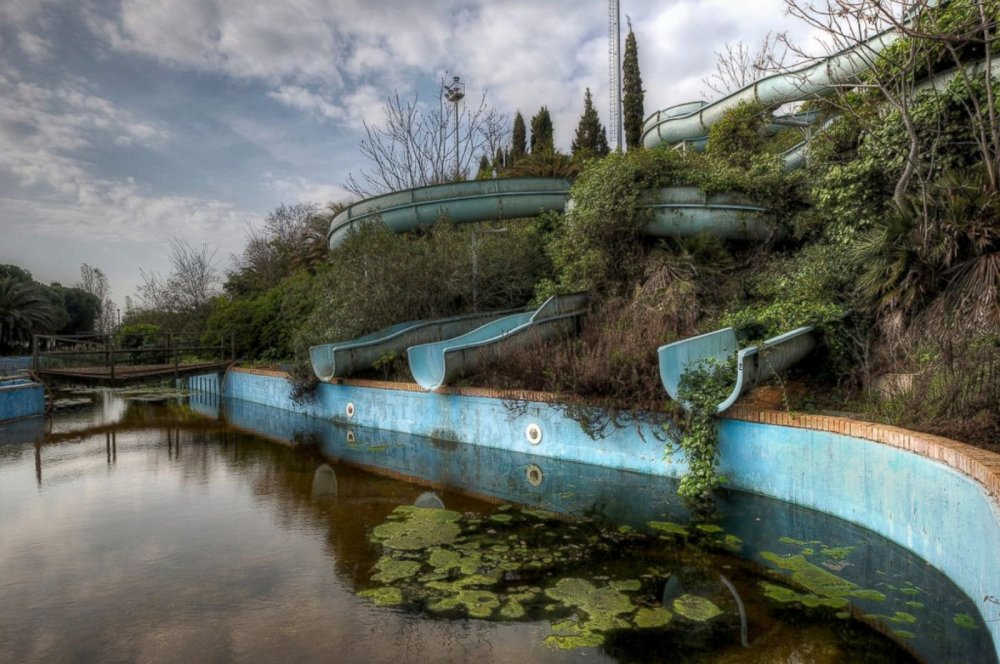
<box><xmin>32</xmin><ymin>332</ymin><xmax>235</xmax><ymax>383</ymax></box>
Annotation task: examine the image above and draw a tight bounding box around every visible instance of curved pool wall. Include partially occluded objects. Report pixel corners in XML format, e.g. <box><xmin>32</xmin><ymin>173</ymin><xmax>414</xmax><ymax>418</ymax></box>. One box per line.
<box><xmin>187</xmin><ymin>392</ymin><xmax>995</xmax><ymax>663</ymax></box>
<box><xmin>200</xmin><ymin>368</ymin><xmax>1000</xmax><ymax>657</ymax></box>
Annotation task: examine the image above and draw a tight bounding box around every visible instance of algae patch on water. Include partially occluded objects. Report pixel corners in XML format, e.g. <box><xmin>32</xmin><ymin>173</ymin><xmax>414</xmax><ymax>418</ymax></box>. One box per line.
<box><xmin>371</xmin><ymin>506</ymin><xmax>462</xmax><ymax>551</ymax></box>
<box><xmin>357</xmin><ymin>503</ymin><xmax>735</xmax><ymax>650</ymax></box>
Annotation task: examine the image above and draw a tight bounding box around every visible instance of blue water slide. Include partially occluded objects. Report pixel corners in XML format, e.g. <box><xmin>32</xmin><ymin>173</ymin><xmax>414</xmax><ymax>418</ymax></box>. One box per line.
<box><xmin>328</xmin><ymin>178</ymin><xmax>572</xmax><ymax>248</ymax></box>
<box><xmin>641</xmin><ymin>26</ymin><xmax>903</xmax><ymax>149</ymax></box>
<box><xmin>309</xmin><ymin>309</ymin><xmax>521</xmax><ymax>382</ymax></box>
<box><xmin>658</xmin><ymin>326</ymin><xmax>817</xmax><ymax>413</ymax></box>
<box><xmin>407</xmin><ymin>293</ymin><xmax>589</xmax><ymax>391</ymax></box>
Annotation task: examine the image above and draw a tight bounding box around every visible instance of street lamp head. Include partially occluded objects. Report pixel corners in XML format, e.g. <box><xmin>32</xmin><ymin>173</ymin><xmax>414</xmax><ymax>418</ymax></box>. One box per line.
<box><xmin>444</xmin><ymin>75</ymin><xmax>465</xmax><ymax>103</ymax></box>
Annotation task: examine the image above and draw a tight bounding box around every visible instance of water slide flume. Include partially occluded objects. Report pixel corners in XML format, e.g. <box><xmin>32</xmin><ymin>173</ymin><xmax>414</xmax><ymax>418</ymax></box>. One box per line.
<box><xmin>407</xmin><ymin>293</ymin><xmax>589</xmax><ymax>391</ymax></box>
<box><xmin>640</xmin><ymin>26</ymin><xmax>903</xmax><ymax>149</ymax></box>
<box><xmin>328</xmin><ymin>178</ymin><xmax>572</xmax><ymax>248</ymax></box>
<box><xmin>658</xmin><ymin>326</ymin><xmax>817</xmax><ymax>413</ymax></box>
<box><xmin>309</xmin><ymin>310</ymin><xmax>521</xmax><ymax>382</ymax></box>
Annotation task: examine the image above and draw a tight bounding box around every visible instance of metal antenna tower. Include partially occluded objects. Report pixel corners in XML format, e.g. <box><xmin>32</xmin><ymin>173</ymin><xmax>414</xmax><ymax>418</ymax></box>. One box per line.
<box><xmin>608</xmin><ymin>0</ymin><xmax>622</xmax><ymax>151</ymax></box>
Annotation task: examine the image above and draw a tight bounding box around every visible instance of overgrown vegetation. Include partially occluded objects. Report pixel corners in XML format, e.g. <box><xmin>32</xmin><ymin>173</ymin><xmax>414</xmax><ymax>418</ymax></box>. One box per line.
<box><xmin>107</xmin><ymin>3</ymin><xmax>999</xmax><ymax>505</ymax></box>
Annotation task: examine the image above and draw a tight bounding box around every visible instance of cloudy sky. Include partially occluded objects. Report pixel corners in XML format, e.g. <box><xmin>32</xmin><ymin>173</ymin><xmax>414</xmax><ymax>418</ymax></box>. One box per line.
<box><xmin>0</xmin><ymin>0</ymin><xmax>819</xmax><ymax>304</ymax></box>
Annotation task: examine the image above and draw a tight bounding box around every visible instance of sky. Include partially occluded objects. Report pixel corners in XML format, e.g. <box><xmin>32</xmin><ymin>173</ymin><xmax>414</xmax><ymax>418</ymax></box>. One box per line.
<box><xmin>0</xmin><ymin>0</ymin><xmax>821</xmax><ymax>307</ymax></box>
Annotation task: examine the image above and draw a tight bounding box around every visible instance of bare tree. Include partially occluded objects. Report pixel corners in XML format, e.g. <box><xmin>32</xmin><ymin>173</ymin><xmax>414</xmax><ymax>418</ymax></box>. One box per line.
<box><xmin>702</xmin><ymin>32</ymin><xmax>789</xmax><ymax>96</ymax></box>
<box><xmin>344</xmin><ymin>89</ymin><xmax>511</xmax><ymax>198</ymax></box>
<box><xmin>139</xmin><ymin>239</ymin><xmax>220</xmax><ymax>317</ymax></box>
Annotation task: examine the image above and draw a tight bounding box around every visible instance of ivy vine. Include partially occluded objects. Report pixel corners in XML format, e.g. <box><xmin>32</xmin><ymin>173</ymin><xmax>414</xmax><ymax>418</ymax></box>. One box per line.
<box><xmin>674</xmin><ymin>357</ymin><xmax>736</xmax><ymax>512</ymax></box>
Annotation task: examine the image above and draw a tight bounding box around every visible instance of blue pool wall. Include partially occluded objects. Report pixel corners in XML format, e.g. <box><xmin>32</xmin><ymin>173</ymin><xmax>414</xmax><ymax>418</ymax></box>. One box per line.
<box><xmin>0</xmin><ymin>377</ymin><xmax>45</xmax><ymax>422</ymax></box>
<box><xmin>200</xmin><ymin>369</ymin><xmax>1000</xmax><ymax>656</ymax></box>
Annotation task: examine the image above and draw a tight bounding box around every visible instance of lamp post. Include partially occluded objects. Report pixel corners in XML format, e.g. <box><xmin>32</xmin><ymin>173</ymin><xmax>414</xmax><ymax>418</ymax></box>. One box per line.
<box><xmin>444</xmin><ymin>75</ymin><xmax>465</xmax><ymax>180</ymax></box>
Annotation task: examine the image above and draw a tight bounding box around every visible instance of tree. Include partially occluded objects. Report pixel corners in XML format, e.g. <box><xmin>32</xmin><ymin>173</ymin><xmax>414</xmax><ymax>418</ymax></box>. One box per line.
<box><xmin>227</xmin><ymin>203</ymin><xmax>326</xmax><ymax>296</ymax></box>
<box><xmin>138</xmin><ymin>239</ymin><xmax>220</xmax><ymax>330</ymax></box>
<box><xmin>571</xmin><ymin>88</ymin><xmax>610</xmax><ymax>158</ymax></box>
<box><xmin>476</xmin><ymin>154</ymin><xmax>492</xmax><ymax>179</ymax></box>
<box><xmin>54</xmin><ymin>287</ymin><xmax>101</xmax><ymax>335</ymax></box>
<box><xmin>782</xmin><ymin>0</ymin><xmax>1000</xmax><ymax>206</ymax></box>
<box><xmin>77</xmin><ymin>263</ymin><xmax>112</xmax><ymax>333</ymax></box>
<box><xmin>0</xmin><ymin>278</ymin><xmax>59</xmax><ymax>352</ymax></box>
<box><xmin>344</xmin><ymin>90</ymin><xmax>510</xmax><ymax>197</ymax></box>
<box><xmin>530</xmin><ymin>107</ymin><xmax>554</xmax><ymax>154</ymax></box>
<box><xmin>0</xmin><ymin>265</ymin><xmax>32</xmax><ymax>282</ymax></box>
<box><xmin>702</xmin><ymin>32</ymin><xmax>788</xmax><ymax>96</ymax></box>
<box><xmin>622</xmin><ymin>20</ymin><xmax>645</xmax><ymax>150</ymax></box>
<box><xmin>511</xmin><ymin>111</ymin><xmax>527</xmax><ymax>163</ymax></box>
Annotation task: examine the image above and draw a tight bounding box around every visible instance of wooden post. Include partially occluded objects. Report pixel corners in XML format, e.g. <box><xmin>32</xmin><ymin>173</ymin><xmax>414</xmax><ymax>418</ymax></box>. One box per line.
<box><xmin>108</xmin><ymin>334</ymin><xmax>116</xmax><ymax>386</ymax></box>
<box><xmin>32</xmin><ymin>334</ymin><xmax>39</xmax><ymax>373</ymax></box>
<box><xmin>172</xmin><ymin>334</ymin><xmax>179</xmax><ymax>382</ymax></box>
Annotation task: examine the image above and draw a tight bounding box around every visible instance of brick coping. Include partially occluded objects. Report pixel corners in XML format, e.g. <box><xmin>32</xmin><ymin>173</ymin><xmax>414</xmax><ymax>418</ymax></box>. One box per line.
<box><xmin>229</xmin><ymin>367</ymin><xmax>1000</xmax><ymax>502</ymax></box>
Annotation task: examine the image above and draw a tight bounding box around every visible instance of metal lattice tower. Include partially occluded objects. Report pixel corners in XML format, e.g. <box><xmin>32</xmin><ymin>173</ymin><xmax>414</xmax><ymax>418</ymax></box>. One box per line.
<box><xmin>608</xmin><ymin>0</ymin><xmax>622</xmax><ymax>151</ymax></box>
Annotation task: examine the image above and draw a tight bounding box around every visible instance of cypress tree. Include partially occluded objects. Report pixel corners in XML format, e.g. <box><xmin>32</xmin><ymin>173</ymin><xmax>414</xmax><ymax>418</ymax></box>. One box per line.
<box><xmin>530</xmin><ymin>106</ymin><xmax>554</xmax><ymax>154</ymax></box>
<box><xmin>511</xmin><ymin>112</ymin><xmax>527</xmax><ymax>162</ymax></box>
<box><xmin>571</xmin><ymin>88</ymin><xmax>610</xmax><ymax>157</ymax></box>
<box><xmin>494</xmin><ymin>147</ymin><xmax>504</xmax><ymax>170</ymax></box>
<box><xmin>476</xmin><ymin>154</ymin><xmax>491</xmax><ymax>179</ymax></box>
<box><xmin>623</xmin><ymin>20</ymin><xmax>645</xmax><ymax>150</ymax></box>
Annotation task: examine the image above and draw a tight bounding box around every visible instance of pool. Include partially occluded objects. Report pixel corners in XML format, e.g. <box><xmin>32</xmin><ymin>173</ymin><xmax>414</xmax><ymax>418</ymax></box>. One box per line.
<box><xmin>0</xmin><ymin>390</ymin><xmax>993</xmax><ymax>663</ymax></box>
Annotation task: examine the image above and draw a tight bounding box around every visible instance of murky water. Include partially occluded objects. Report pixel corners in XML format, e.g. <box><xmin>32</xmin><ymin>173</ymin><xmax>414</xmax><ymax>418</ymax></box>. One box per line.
<box><xmin>0</xmin><ymin>390</ymin><xmax>994</xmax><ymax>663</ymax></box>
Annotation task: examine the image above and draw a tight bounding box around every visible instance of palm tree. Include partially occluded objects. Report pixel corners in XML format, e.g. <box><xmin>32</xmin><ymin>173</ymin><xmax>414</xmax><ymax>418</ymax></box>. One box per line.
<box><xmin>0</xmin><ymin>278</ymin><xmax>59</xmax><ymax>352</ymax></box>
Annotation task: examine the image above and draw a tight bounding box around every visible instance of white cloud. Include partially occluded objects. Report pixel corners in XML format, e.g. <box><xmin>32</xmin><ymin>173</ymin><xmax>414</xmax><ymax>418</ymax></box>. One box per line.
<box><xmin>265</xmin><ymin>173</ymin><xmax>352</xmax><ymax>207</ymax></box>
<box><xmin>268</xmin><ymin>86</ymin><xmax>344</xmax><ymax>122</ymax></box>
<box><xmin>16</xmin><ymin>32</ymin><xmax>52</xmax><ymax>61</ymax></box>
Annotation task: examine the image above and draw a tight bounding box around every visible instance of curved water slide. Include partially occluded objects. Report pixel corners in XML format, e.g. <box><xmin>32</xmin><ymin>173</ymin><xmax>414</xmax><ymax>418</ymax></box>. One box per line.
<box><xmin>641</xmin><ymin>27</ymin><xmax>903</xmax><ymax>150</ymax></box>
<box><xmin>658</xmin><ymin>326</ymin><xmax>817</xmax><ymax>413</ymax></box>
<box><xmin>407</xmin><ymin>293</ymin><xmax>588</xmax><ymax>391</ymax></box>
<box><xmin>328</xmin><ymin>178</ymin><xmax>776</xmax><ymax>248</ymax></box>
<box><xmin>309</xmin><ymin>309</ymin><xmax>522</xmax><ymax>382</ymax></box>
<box><xmin>328</xmin><ymin>178</ymin><xmax>572</xmax><ymax>249</ymax></box>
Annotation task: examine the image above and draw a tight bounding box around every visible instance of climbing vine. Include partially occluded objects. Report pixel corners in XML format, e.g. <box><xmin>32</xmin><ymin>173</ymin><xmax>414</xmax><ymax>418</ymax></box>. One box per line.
<box><xmin>674</xmin><ymin>357</ymin><xmax>736</xmax><ymax>512</ymax></box>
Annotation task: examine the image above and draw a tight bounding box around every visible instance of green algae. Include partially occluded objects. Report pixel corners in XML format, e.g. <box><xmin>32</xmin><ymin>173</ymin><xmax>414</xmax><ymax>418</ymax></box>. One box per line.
<box><xmin>633</xmin><ymin>606</ymin><xmax>673</xmax><ymax>628</ymax></box>
<box><xmin>954</xmin><ymin>613</ymin><xmax>978</xmax><ymax>630</ymax></box>
<box><xmin>499</xmin><ymin>600</ymin><xmax>526</xmax><ymax>619</ymax></box>
<box><xmin>905</xmin><ymin>601</ymin><xmax>924</xmax><ymax>610</ymax></box>
<box><xmin>722</xmin><ymin>534</ymin><xmax>743</xmax><ymax>553</ymax></box>
<box><xmin>428</xmin><ymin>589</ymin><xmax>500</xmax><ymax>618</ymax></box>
<box><xmin>695</xmin><ymin>524</ymin><xmax>723</xmax><ymax>534</ymax></box>
<box><xmin>761</xmin><ymin>582</ymin><xmax>849</xmax><ymax>610</ymax></box>
<box><xmin>372</xmin><ymin>556</ymin><xmax>422</xmax><ymax>584</ymax></box>
<box><xmin>820</xmin><ymin>546</ymin><xmax>854</xmax><ymax>560</ymax></box>
<box><xmin>672</xmin><ymin>594</ymin><xmax>723</xmax><ymax>622</ymax></box>
<box><xmin>358</xmin><ymin>587</ymin><xmax>404</xmax><ymax>607</ymax></box>
<box><xmin>371</xmin><ymin>506</ymin><xmax>462</xmax><ymax>551</ymax></box>
<box><xmin>893</xmin><ymin>629</ymin><xmax>916</xmax><ymax>639</ymax></box>
<box><xmin>545</xmin><ymin>577</ymin><xmax>634</xmax><ymax>626</ymax></box>
<box><xmin>489</xmin><ymin>513</ymin><xmax>513</xmax><ymax>523</ymax></box>
<box><xmin>522</xmin><ymin>508</ymin><xmax>560</xmax><ymax>521</ymax></box>
<box><xmin>544</xmin><ymin>619</ymin><xmax>605</xmax><ymax>650</ymax></box>
<box><xmin>760</xmin><ymin>552</ymin><xmax>885</xmax><ymax>605</ymax></box>
<box><xmin>648</xmin><ymin>521</ymin><xmax>689</xmax><ymax>537</ymax></box>
<box><xmin>609</xmin><ymin>579</ymin><xmax>641</xmax><ymax>592</ymax></box>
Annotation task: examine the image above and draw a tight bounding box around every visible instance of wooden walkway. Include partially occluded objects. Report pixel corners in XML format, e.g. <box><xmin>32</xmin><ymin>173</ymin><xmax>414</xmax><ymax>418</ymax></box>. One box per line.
<box><xmin>37</xmin><ymin>361</ymin><xmax>233</xmax><ymax>386</ymax></box>
<box><xmin>32</xmin><ymin>332</ymin><xmax>235</xmax><ymax>387</ymax></box>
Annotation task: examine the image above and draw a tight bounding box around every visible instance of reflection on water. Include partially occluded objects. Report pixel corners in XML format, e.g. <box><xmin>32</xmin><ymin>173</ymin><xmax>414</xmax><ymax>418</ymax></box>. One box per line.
<box><xmin>0</xmin><ymin>391</ymin><xmax>993</xmax><ymax>663</ymax></box>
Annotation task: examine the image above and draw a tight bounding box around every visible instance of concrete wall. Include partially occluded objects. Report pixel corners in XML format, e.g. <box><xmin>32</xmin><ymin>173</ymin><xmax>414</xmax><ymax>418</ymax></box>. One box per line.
<box><xmin>0</xmin><ymin>377</ymin><xmax>45</xmax><ymax>422</ymax></box>
<box><xmin>200</xmin><ymin>368</ymin><xmax>1000</xmax><ymax>657</ymax></box>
